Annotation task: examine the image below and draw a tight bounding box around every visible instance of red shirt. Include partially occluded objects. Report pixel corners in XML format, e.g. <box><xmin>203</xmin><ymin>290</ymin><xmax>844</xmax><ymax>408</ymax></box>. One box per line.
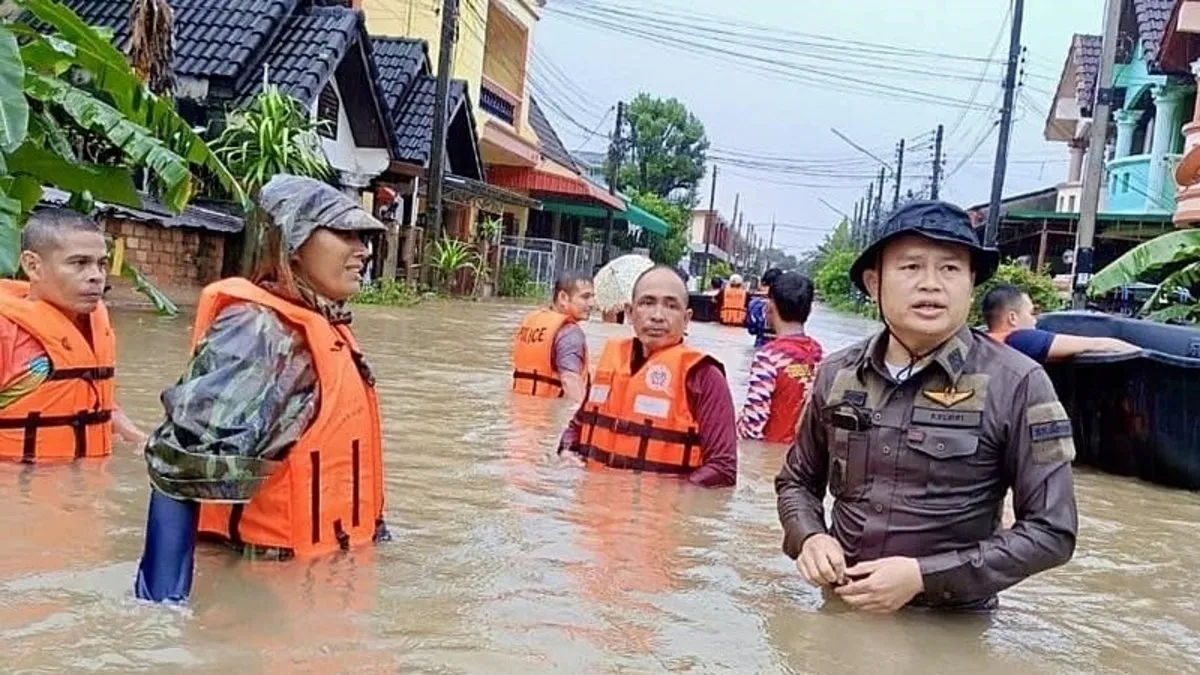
<box><xmin>737</xmin><ymin>334</ymin><xmax>823</xmax><ymax>444</ymax></box>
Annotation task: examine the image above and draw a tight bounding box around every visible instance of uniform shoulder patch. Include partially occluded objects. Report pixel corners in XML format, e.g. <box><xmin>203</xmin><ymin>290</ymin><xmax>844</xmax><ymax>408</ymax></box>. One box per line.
<box><xmin>1027</xmin><ymin>401</ymin><xmax>1076</xmax><ymax>464</ymax></box>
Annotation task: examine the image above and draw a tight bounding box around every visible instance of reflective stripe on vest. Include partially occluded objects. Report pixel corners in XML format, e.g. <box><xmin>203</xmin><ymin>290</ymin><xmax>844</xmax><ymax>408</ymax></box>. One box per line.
<box><xmin>720</xmin><ymin>287</ymin><xmax>747</xmax><ymax>325</ymax></box>
<box><xmin>191</xmin><ymin>278</ymin><xmax>385</xmax><ymax>558</ymax></box>
<box><xmin>511</xmin><ymin>309</ymin><xmax>574</xmax><ymax>398</ymax></box>
<box><xmin>0</xmin><ymin>280</ymin><xmax>116</xmax><ymax>462</ymax></box>
<box><xmin>572</xmin><ymin>338</ymin><xmax>718</xmax><ymax>474</ymax></box>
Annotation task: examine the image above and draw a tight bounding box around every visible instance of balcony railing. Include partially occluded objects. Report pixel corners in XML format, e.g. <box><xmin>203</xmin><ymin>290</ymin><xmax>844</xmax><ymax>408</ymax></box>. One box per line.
<box><xmin>480</xmin><ymin>80</ymin><xmax>517</xmax><ymax>126</ymax></box>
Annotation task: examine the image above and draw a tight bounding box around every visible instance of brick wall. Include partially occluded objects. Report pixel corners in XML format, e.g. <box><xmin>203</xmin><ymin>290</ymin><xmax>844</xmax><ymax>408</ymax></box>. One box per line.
<box><xmin>101</xmin><ymin>216</ymin><xmax>227</xmax><ymax>289</ymax></box>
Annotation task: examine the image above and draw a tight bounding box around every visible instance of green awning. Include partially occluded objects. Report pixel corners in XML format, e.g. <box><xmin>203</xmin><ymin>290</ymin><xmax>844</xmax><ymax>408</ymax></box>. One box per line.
<box><xmin>540</xmin><ymin>200</ymin><xmax>609</xmax><ymax>219</ymax></box>
<box><xmin>622</xmin><ymin>201</ymin><xmax>669</xmax><ymax>236</ymax></box>
<box><xmin>538</xmin><ymin>198</ymin><xmax>669</xmax><ymax>237</ymax></box>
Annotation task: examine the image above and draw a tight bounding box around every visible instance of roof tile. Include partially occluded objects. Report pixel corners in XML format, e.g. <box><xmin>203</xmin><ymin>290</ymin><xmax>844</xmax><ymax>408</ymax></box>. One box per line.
<box><xmin>1072</xmin><ymin>33</ymin><xmax>1102</xmax><ymax>114</ymax></box>
<box><xmin>528</xmin><ymin>96</ymin><xmax>577</xmax><ymax>171</ymax></box>
<box><xmin>1132</xmin><ymin>0</ymin><xmax>1175</xmax><ymax>63</ymax></box>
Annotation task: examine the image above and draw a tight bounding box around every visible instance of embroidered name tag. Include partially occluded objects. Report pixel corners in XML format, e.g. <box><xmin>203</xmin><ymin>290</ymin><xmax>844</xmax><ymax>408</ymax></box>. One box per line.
<box><xmin>1030</xmin><ymin>419</ymin><xmax>1073</xmax><ymax>442</ymax></box>
<box><xmin>911</xmin><ymin>407</ymin><xmax>982</xmax><ymax>428</ymax></box>
<box><xmin>632</xmin><ymin>394</ymin><xmax>671</xmax><ymax>419</ymax></box>
<box><xmin>843</xmin><ymin>390</ymin><xmax>867</xmax><ymax>406</ymax></box>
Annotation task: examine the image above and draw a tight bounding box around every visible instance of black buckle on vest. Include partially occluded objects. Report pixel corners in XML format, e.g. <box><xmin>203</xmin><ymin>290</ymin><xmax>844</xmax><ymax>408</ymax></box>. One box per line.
<box><xmin>48</xmin><ymin>366</ymin><xmax>115</xmax><ymax>382</ymax></box>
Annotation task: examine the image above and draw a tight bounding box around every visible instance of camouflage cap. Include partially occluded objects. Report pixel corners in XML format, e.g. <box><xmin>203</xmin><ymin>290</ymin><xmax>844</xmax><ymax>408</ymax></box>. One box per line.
<box><xmin>257</xmin><ymin>174</ymin><xmax>385</xmax><ymax>254</ymax></box>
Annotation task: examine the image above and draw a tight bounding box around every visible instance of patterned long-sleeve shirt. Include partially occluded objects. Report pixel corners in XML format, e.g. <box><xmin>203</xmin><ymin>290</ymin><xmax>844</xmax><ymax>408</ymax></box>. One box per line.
<box><xmin>144</xmin><ymin>302</ymin><xmax>319</xmax><ymax>503</ymax></box>
<box><xmin>737</xmin><ymin>334</ymin><xmax>823</xmax><ymax>442</ymax></box>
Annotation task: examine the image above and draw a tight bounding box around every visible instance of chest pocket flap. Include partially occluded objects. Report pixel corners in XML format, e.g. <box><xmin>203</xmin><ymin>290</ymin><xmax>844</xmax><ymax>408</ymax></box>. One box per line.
<box><xmin>907</xmin><ymin>429</ymin><xmax>978</xmax><ymax>460</ymax></box>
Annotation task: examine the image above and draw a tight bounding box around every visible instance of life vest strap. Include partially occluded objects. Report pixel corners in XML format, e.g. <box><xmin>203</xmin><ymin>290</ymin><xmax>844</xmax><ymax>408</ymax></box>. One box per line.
<box><xmin>512</xmin><ymin>369</ymin><xmax>564</xmax><ymax>396</ymax></box>
<box><xmin>0</xmin><ymin>409</ymin><xmax>112</xmax><ymax>430</ymax></box>
<box><xmin>0</xmin><ymin>409</ymin><xmax>112</xmax><ymax>462</ymax></box>
<box><xmin>47</xmin><ymin>366</ymin><xmax>115</xmax><ymax>382</ymax></box>
<box><xmin>576</xmin><ymin>444</ymin><xmax>693</xmax><ymax>475</ymax></box>
<box><xmin>575</xmin><ymin>409</ymin><xmax>702</xmax><ymax>447</ymax></box>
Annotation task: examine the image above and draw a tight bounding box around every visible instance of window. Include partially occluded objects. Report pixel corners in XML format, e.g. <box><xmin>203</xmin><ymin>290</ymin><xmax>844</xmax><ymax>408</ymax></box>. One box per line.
<box><xmin>1068</xmin><ymin>195</ymin><xmax>1076</xmax><ymax>211</ymax></box>
<box><xmin>1122</xmin><ymin>173</ymin><xmax>1130</xmax><ymax>194</ymax></box>
<box><xmin>317</xmin><ymin>84</ymin><xmax>339</xmax><ymax>140</ymax></box>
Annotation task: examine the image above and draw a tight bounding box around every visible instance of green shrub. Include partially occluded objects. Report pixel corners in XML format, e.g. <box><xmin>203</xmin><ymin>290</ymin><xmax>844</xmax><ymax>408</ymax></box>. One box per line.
<box><xmin>498</xmin><ymin>263</ymin><xmax>539</xmax><ymax>297</ymax></box>
<box><xmin>352</xmin><ymin>278</ymin><xmax>420</xmax><ymax>307</ymax></box>
<box><xmin>970</xmin><ymin>262</ymin><xmax>1063</xmax><ymax>326</ymax></box>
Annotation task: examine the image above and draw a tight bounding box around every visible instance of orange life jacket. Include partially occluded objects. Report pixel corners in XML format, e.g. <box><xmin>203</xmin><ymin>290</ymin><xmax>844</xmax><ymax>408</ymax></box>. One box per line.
<box><xmin>0</xmin><ymin>280</ymin><xmax>115</xmax><ymax>462</ymax></box>
<box><xmin>512</xmin><ymin>309</ymin><xmax>572</xmax><ymax>397</ymax></box>
<box><xmin>192</xmin><ymin>278</ymin><xmax>385</xmax><ymax>559</ymax></box>
<box><xmin>720</xmin><ymin>286</ymin><xmax>747</xmax><ymax>325</ymax></box>
<box><xmin>573</xmin><ymin>338</ymin><xmax>718</xmax><ymax>475</ymax></box>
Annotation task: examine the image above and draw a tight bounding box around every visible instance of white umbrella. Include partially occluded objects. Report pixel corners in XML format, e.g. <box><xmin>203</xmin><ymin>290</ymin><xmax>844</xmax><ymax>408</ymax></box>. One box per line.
<box><xmin>592</xmin><ymin>254</ymin><xmax>654</xmax><ymax>312</ymax></box>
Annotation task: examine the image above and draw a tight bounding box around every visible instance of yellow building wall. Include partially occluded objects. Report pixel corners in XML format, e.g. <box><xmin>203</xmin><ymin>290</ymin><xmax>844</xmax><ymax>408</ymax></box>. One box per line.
<box><xmin>363</xmin><ymin>0</ymin><xmax>489</xmax><ymax>105</ymax></box>
<box><xmin>363</xmin><ymin>0</ymin><xmax>541</xmax><ymax>151</ymax></box>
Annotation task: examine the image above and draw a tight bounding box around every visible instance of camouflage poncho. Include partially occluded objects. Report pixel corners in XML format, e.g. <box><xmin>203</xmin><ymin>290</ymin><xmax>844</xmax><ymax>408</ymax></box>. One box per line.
<box><xmin>144</xmin><ymin>302</ymin><xmax>319</xmax><ymax>502</ymax></box>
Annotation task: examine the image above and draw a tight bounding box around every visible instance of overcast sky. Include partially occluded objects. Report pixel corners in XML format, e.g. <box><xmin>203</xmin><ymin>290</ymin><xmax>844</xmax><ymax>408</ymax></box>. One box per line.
<box><xmin>531</xmin><ymin>0</ymin><xmax>1102</xmax><ymax>256</ymax></box>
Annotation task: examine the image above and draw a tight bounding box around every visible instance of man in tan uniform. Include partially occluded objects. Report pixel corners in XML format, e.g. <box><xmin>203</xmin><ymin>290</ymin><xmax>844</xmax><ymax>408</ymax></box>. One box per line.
<box><xmin>776</xmin><ymin>200</ymin><xmax>1077</xmax><ymax>612</ymax></box>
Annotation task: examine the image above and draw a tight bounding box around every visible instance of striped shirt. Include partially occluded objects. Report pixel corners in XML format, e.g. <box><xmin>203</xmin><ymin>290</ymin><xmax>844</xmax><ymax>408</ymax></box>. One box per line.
<box><xmin>737</xmin><ymin>334</ymin><xmax>823</xmax><ymax>442</ymax></box>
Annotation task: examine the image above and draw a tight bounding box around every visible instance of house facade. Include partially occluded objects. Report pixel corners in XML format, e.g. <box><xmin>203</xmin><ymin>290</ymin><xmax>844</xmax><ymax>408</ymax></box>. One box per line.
<box><xmin>1154</xmin><ymin>0</ymin><xmax>1200</xmax><ymax>226</ymax></box>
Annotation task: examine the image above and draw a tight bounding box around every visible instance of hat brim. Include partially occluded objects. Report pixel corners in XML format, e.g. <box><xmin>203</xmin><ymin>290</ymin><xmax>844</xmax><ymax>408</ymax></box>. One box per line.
<box><xmin>849</xmin><ymin>229</ymin><xmax>1000</xmax><ymax>295</ymax></box>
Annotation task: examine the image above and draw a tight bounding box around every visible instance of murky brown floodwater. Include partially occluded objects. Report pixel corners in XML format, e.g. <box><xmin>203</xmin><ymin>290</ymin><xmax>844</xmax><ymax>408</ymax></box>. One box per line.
<box><xmin>2</xmin><ymin>302</ymin><xmax>1199</xmax><ymax>674</ymax></box>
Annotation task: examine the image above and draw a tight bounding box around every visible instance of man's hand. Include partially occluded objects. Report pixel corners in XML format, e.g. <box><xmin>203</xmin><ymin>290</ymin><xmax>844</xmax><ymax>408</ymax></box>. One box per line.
<box><xmin>113</xmin><ymin>407</ymin><xmax>148</xmax><ymax>452</ymax></box>
<box><xmin>796</xmin><ymin>533</ymin><xmax>846</xmax><ymax>586</ymax></box>
<box><xmin>834</xmin><ymin>557</ymin><xmax>924</xmax><ymax>613</ymax></box>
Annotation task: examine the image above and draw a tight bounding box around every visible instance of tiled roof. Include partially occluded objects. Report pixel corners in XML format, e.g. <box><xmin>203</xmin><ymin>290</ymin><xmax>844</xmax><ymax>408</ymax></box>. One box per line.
<box><xmin>61</xmin><ymin>0</ymin><xmax>295</xmax><ymax>80</ymax></box>
<box><xmin>371</xmin><ymin>37</ymin><xmax>429</xmax><ymax>116</ymax></box>
<box><xmin>239</xmin><ymin>7</ymin><xmax>361</xmax><ymax>106</ymax></box>
<box><xmin>1072</xmin><ymin>34</ymin><xmax>1102</xmax><ymax>114</ymax></box>
<box><xmin>1132</xmin><ymin>0</ymin><xmax>1174</xmax><ymax>63</ymax></box>
<box><xmin>528</xmin><ymin>96</ymin><xmax>577</xmax><ymax>171</ymax></box>
<box><xmin>389</xmin><ymin>75</ymin><xmax>469</xmax><ymax>166</ymax></box>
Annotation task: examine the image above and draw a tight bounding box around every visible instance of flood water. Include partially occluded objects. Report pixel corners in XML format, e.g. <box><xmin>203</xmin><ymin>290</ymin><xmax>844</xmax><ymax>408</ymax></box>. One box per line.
<box><xmin>2</xmin><ymin>302</ymin><xmax>1199</xmax><ymax>674</ymax></box>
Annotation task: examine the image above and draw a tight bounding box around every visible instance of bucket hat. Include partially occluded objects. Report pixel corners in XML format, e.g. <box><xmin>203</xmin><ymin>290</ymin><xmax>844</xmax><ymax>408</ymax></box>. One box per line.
<box><xmin>849</xmin><ymin>200</ymin><xmax>999</xmax><ymax>295</ymax></box>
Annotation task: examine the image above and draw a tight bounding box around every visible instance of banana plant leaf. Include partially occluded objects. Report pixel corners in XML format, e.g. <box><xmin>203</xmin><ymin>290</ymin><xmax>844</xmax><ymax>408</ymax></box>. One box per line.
<box><xmin>118</xmin><ymin>258</ymin><xmax>178</xmax><ymax>316</ymax></box>
<box><xmin>14</xmin><ymin>0</ymin><xmax>247</xmax><ymax>210</ymax></box>
<box><xmin>1138</xmin><ymin>260</ymin><xmax>1200</xmax><ymax>316</ymax></box>
<box><xmin>0</xmin><ymin>25</ymin><xmax>28</xmax><ymax>154</ymax></box>
<box><xmin>1146</xmin><ymin>302</ymin><xmax>1199</xmax><ymax>324</ymax></box>
<box><xmin>1089</xmin><ymin>229</ymin><xmax>1200</xmax><ymax>297</ymax></box>
<box><xmin>0</xmin><ymin>192</ymin><xmax>20</xmax><ymax>277</ymax></box>
<box><xmin>24</xmin><ymin>73</ymin><xmax>193</xmax><ymax>210</ymax></box>
<box><xmin>7</xmin><ymin>142</ymin><xmax>139</xmax><ymax>205</ymax></box>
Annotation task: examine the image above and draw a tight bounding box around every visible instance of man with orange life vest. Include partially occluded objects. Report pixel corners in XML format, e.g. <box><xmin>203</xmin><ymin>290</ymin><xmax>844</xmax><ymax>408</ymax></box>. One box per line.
<box><xmin>559</xmin><ymin>265</ymin><xmax>738</xmax><ymax>487</ymax></box>
<box><xmin>718</xmin><ymin>273</ymin><xmax>748</xmax><ymax>326</ymax></box>
<box><xmin>0</xmin><ymin>208</ymin><xmax>146</xmax><ymax>461</ymax></box>
<box><xmin>135</xmin><ymin>175</ymin><xmax>389</xmax><ymax>603</ymax></box>
<box><xmin>737</xmin><ymin>272</ymin><xmax>823</xmax><ymax>444</ymax></box>
<box><xmin>512</xmin><ymin>270</ymin><xmax>595</xmax><ymax>402</ymax></box>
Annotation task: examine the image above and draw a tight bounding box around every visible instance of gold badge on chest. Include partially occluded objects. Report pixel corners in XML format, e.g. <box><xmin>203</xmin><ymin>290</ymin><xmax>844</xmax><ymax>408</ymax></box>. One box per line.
<box><xmin>921</xmin><ymin>386</ymin><xmax>975</xmax><ymax>408</ymax></box>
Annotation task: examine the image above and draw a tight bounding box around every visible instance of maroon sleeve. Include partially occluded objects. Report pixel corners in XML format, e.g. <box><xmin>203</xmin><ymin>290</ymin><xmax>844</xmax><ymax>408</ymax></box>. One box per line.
<box><xmin>685</xmin><ymin>361</ymin><xmax>738</xmax><ymax>487</ymax></box>
<box><xmin>558</xmin><ymin>399</ymin><xmax>584</xmax><ymax>455</ymax></box>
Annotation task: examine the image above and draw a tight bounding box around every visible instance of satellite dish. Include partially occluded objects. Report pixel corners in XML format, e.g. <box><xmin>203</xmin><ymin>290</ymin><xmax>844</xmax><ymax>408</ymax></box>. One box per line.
<box><xmin>1062</xmin><ymin>249</ymin><xmax>1075</xmax><ymax>265</ymax></box>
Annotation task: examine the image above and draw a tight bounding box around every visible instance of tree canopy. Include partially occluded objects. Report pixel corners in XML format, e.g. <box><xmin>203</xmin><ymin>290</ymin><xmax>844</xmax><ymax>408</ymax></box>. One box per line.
<box><xmin>618</xmin><ymin>94</ymin><xmax>709</xmax><ymax>204</ymax></box>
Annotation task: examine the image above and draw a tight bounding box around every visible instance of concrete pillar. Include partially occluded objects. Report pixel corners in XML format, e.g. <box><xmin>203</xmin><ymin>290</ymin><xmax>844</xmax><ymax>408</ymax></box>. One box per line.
<box><xmin>1068</xmin><ymin>141</ymin><xmax>1086</xmax><ymax>182</ymax></box>
<box><xmin>1149</xmin><ymin>85</ymin><xmax>1186</xmax><ymax>208</ymax></box>
<box><xmin>1192</xmin><ymin>60</ymin><xmax>1200</xmax><ymax>123</ymax></box>
<box><xmin>1113</xmin><ymin>109</ymin><xmax>1143</xmax><ymax>159</ymax></box>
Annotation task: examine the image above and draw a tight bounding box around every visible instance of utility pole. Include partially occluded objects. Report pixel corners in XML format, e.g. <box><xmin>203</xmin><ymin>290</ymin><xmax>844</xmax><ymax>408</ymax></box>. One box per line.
<box><xmin>768</xmin><ymin>216</ymin><xmax>776</xmax><ymax>253</ymax></box>
<box><xmin>425</xmin><ymin>0</ymin><xmax>459</xmax><ymax>240</ymax></box>
<box><xmin>603</xmin><ymin>101</ymin><xmax>625</xmax><ymax>264</ymax></box>
<box><xmin>736</xmin><ymin>212</ymin><xmax>745</xmax><ymax>269</ymax></box>
<box><xmin>931</xmin><ymin>124</ymin><xmax>944</xmax><ymax>200</ymax></box>
<box><xmin>893</xmin><ymin>138</ymin><xmax>906</xmax><ymax>209</ymax></box>
<box><xmin>874</xmin><ymin>165</ymin><xmax>886</xmax><ymax>232</ymax></box>
<box><xmin>852</xmin><ymin>199</ymin><xmax>862</xmax><ymax>245</ymax></box>
<box><xmin>1075</xmin><ymin>0</ymin><xmax>1122</xmax><ymax>308</ymax></box>
<box><xmin>730</xmin><ymin>193</ymin><xmax>741</xmax><ymax>267</ymax></box>
<box><xmin>985</xmin><ymin>0</ymin><xmax>1025</xmax><ymax>247</ymax></box>
<box><xmin>864</xmin><ymin>182</ymin><xmax>875</xmax><ymax>247</ymax></box>
<box><xmin>703</xmin><ymin>164</ymin><xmax>718</xmax><ymax>281</ymax></box>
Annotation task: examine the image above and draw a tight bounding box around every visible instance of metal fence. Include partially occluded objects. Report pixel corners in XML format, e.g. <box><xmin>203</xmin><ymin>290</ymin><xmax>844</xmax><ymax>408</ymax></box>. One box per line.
<box><xmin>499</xmin><ymin>237</ymin><xmax>596</xmax><ymax>294</ymax></box>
